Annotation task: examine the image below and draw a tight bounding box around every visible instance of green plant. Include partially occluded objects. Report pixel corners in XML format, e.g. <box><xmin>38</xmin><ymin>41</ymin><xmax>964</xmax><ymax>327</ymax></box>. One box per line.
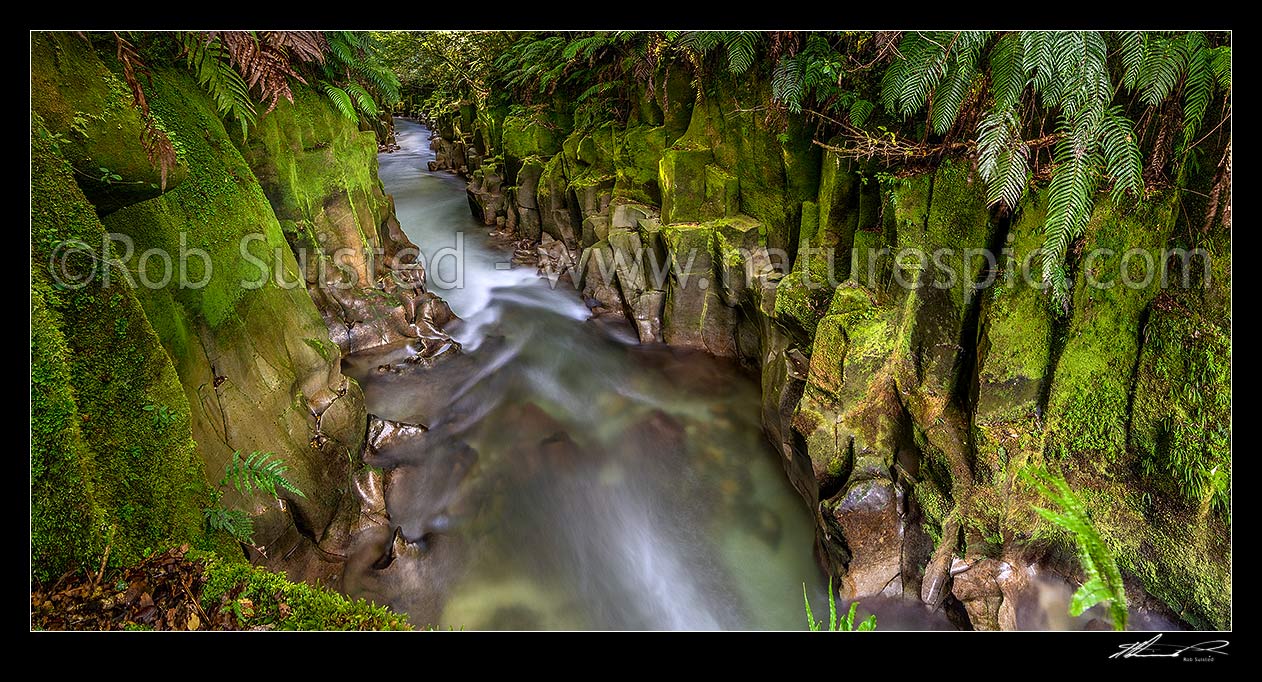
<box><xmin>876</xmin><ymin>30</ymin><xmax>1230</xmax><ymax>312</ymax></box>
<box><xmin>203</xmin><ymin>451</ymin><xmax>304</xmax><ymax>547</ymax></box>
<box><xmin>803</xmin><ymin>578</ymin><xmax>877</xmax><ymax>631</ymax></box>
<box><xmin>1024</xmin><ymin>467</ymin><xmax>1128</xmax><ymax>630</ymax></box>
<box><xmin>142</xmin><ymin>403</ymin><xmax>178</xmax><ymax>430</ymax></box>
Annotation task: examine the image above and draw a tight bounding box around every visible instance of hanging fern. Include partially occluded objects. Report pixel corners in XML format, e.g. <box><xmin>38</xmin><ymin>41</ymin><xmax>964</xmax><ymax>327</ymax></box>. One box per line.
<box><xmin>1024</xmin><ymin>468</ymin><xmax>1128</xmax><ymax>630</ymax></box>
<box><xmin>177</xmin><ymin>32</ymin><xmax>258</xmax><ymax>138</ymax></box>
<box><xmin>724</xmin><ymin>32</ymin><xmax>758</xmax><ymax>74</ymax></box>
<box><xmin>346</xmin><ymin>81</ymin><xmax>380</xmax><ymax>116</ymax></box>
<box><xmin>322</xmin><ymin>82</ymin><xmax>358</xmax><ymax>121</ymax></box>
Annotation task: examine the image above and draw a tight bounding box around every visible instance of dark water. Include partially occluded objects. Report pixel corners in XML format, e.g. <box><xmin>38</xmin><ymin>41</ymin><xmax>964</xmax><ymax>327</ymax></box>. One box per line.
<box><xmin>340</xmin><ymin>119</ymin><xmax>830</xmax><ymax>630</ymax></box>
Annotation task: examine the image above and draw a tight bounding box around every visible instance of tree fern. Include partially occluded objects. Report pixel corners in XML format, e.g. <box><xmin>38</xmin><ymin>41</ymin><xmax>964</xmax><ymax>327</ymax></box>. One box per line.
<box><xmin>221</xmin><ymin>450</ymin><xmax>306</xmax><ymax>499</ymax></box>
<box><xmin>1024</xmin><ymin>468</ymin><xmax>1128</xmax><ymax>630</ymax></box>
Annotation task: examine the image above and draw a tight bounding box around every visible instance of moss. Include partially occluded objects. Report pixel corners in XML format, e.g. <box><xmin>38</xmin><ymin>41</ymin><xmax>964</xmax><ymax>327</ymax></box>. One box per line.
<box><xmin>30</xmin><ymin>33</ymin><xmax>188</xmax><ymax>213</ymax></box>
<box><xmin>31</xmin><ymin>117</ymin><xmax>206</xmax><ymax>579</ymax></box>
<box><xmin>614</xmin><ymin>125</ymin><xmax>667</xmax><ymax>204</ymax></box>
<box><xmin>659</xmin><ymin>147</ymin><xmax>713</xmax><ymax>224</ymax></box>
<box><xmin>704</xmin><ymin>164</ymin><xmax>740</xmax><ymax>218</ymax></box>
<box><xmin>197</xmin><ymin>552</ymin><xmax>410</xmax><ymax>630</ymax></box>
<box><xmin>501</xmin><ymin>110</ymin><xmax>561</xmax><ymax>161</ymax></box>
<box><xmin>975</xmin><ymin>191</ymin><xmax>1055</xmax><ymax>418</ymax></box>
<box><xmin>1129</xmin><ymin>301</ymin><xmax>1230</xmax><ymax>513</ymax></box>
<box><xmin>1045</xmin><ymin>193</ymin><xmax>1179</xmax><ymax>464</ymax></box>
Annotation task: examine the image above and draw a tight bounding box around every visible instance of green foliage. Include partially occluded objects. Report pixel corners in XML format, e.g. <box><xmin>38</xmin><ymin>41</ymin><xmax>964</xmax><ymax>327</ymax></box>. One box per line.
<box><xmin>803</xmin><ymin>578</ymin><xmax>877</xmax><ymax>631</ymax></box>
<box><xmin>202</xmin><ymin>451</ymin><xmax>304</xmax><ymax>546</ymax></box>
<box><xmin>1024</xmin><ymin>467</ymin><xmax>1128</xmax><ymax>630</ymax></box>
<box><xmin>878</xmin><ymin>30</ymin><xmax>1229</xmax><ymax>313</ymax></box>
<box><xmin>197</xmin><ymin>551</ymin><xmax>411</xmax><ymax>630</ymax></box>
<box><xmin>321</xmin><ymin>82</ymin><xmax>357</xmax><ymax>121</ymax></box>
<box><xmin>221</xmin><ymin>450</ymin><xmax>306</xmax><ymax>499</ymax></box>
<box><xmin>176</xmin><ymin>32</ymin><xmax>257</xmax><ymax>139</ymax></box>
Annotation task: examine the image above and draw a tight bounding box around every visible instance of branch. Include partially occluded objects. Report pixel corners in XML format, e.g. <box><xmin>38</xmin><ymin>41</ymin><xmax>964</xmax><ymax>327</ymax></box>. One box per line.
<box><xmin>811</xmin><ymin>123</ymin><xmax>1060</xmax><ymax>164</ymax></box>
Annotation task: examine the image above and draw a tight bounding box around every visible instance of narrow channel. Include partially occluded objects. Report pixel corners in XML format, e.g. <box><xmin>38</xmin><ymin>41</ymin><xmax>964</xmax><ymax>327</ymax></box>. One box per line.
<box><xmin>338</xmin><ymin>118</ymin><xmax>836</xmax><ymax>630</ymax></box>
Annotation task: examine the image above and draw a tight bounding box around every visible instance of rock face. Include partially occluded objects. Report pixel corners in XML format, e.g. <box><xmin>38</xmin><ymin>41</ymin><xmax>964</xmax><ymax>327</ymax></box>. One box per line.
<box><xmin>30</xmin><ymin>35</ymin><xmax>460</xmax><ymax>589</ymax></box>
<box><xmin>443</xmin><ymin>62</ymin><xmax>1231</xmax><ymax>630</ymax></box>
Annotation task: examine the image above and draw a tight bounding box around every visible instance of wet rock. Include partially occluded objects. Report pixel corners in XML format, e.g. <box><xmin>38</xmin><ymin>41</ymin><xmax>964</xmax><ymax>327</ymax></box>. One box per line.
<box><xmin>831</xmin><ymin>476</ymin><xmax>904</xmax><ymax>599</ymax></box>
<box><xmin>950</xmin><ymin>557</ymin><xmax>1026</xmax><ymax>631</ymax></box>
<box><xmin>365</xmin><ymin>415</ymin><xmax>428</xmax><ymax>463</ymax></box>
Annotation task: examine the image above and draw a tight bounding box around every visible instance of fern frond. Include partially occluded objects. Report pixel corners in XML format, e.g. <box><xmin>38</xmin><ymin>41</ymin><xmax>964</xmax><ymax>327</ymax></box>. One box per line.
<box><xmin>203</xmin><ymin>506</ymin><xmax>254</xmax><ymax>544</ymax></box>
<box><xmin>352</xmin><ymin>59</ymin><xmax>401</xmax><ymax>105</ymax></box>
<box><xmin>931</xmin><ymin>62</ymin><xmax>974</xmax><ymax>135</ymax></box>
<box><xmin>1025</xmin><ymin>467</ymin><xmax>1128</xmax><ymax>630</ymax></box>
<box><xmin>1041</xmin><ymin>125</ymin><xmax>1100</xmax><ymax>312</ymax></box>
<box><xmin>1099</xmin><ymin>107</ymin><xmax>1143</xmax><ymax>199</ymax></box>
<box><xmin>989</xmin><ymin>32</ymin><xmax>1026</xmax><ymax>111</ymax></box>
<box><xmin>849</xmin><ymin>99</ymin><xmax>875</xmax><ymax>127</ymax></box>
<box><xmin>178</xmin><ymin>32</ymin><xmax>258</xmax><ymax>138</ymax></box>
<box><xmin>676</xmin><ymin>31</ymin><xmax>723</xmax><ymax>54</ymax></box>
<box><xmin>577</xmin><ymin>80</ymin><xmax>618</xmax><ymax>103</ymax></box>
<box><xmin>1118</xmin><ymin>31</ymin><xmax>1146</xmax><ymax>92</ymax></box>
<box><xmin>1141</xmin><ymin>35</ymin><xmax>1188</xmax><ymax>107</ymax></box>
<box><xmin>772</xmin><ymin>56</ymin><xmax>803</xmax><ymax>114</ymax></box>
<box><xmin>322</xmin><ymin>82</ymin><xmax>358</xmax><ymax>121</ymax></box>
<box><xmin>724</xmin><ymin>32</ymin><xmax>758</xmax><ymax>75</ymax></box>
<box><xmin>1208</xmin><ymin>45</ymin><xmax>1231</xmax><ymax>90</ymax></box>
<box><xmin>1180</xmin><ymin>34</ymin><xmax>1214</xmax><ymax>150</ymax></box>
<box><xmin>222</xmin><ymin>450</ymin><xmax>306</xmax><ymax>499</ymax></box>
<box><xmin>346</xmin><ymin>81</ymin><xmax>379</xmax><ymax>117</ymax></box>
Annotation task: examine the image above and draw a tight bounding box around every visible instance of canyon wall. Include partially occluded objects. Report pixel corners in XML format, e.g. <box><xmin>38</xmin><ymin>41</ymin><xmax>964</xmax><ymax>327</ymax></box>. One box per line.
<box><xmin>31</xmin><ymin>34</ymin><xmax>448</xmax><ymax>588</ymax></box>
<box><xmin>439</xmin><ymin>66</ymin><xmax>1231</xmax><ymax>629</ymax></box>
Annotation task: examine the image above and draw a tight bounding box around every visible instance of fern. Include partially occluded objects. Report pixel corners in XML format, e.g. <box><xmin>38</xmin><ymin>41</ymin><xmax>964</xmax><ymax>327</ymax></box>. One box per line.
<box><xmin>849</xmin><ymin>99</ymin><xmax>874</xmax><ymax>127</ymax></box>
<box><xmin>178</xmin><ymin>32</ymin><xmax>258</xmax><ymax>138</ymax></box>
<box><xmin>803</xmin><ymin>578</ymin><xmax>877</xmax><ymax>631</ymax></box>
<box><xmin>322</xmin><ymin>82</ymin><xmax>358</xmax><ymax>121</ymax></box>
<box><xmin>203</xmin><ymin>505</ymin><xmax>255</xmax><ymax>544</ymax></box>
<box><xmin>989</xmin><ymin>32</ymin><xmax>1026</xmax><ymax>111</ymax></box>
<box><xmin>772</xmin><ymin>56</ymin><xmax>803</xmax><ymax>113</ymax></box>
<box><xmin>221</xmin><ymin>450</ymin><xmax>306</xmax><ymax>499</ymax></box>
<box><xmin>1024</xmin><ymin>468</ymin><xmax>1128</xmax><ymax>630</ymax></box>
<box><xmin>724</xmin><ymin>32</ymin><xmax>758</xmax><ymax>75</ymax></box>
<box><xmin>346</xmin><ymin>81</ymin><xmax>379</xmax><ymax>117</ymax></box>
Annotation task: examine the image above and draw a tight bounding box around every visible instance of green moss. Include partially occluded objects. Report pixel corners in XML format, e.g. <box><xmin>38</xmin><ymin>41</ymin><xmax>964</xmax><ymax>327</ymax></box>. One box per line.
<box><xmin>1045</xmin><ymin>194</ymin><xmax>1179</xmax><ymax>463</ymax></box>
<box><xmin>1129</xmin><ymin>303</ymin><xmax>1230</xmax><ymax>514</ymax></box>
<box><xmin>659</xmin><ymin>147</ymin><xmax>713</xmax><ymax>224</ymax></box>
<box><xmin>975</xmin><ymin>191</ymin><xmax>1055</xmax><ymax>418</ymax></box>
<box><xmin>502</xmin><ymin>110</ymin><xmax>561</xmax><ymax>161</ymax></box>
<box><xmin>31</xmin><ymin>117</ymin><xmax>206</xmax><ymax>579</ymax></box>
<box><xmin>614</xmin><ymin>125</ymin><xmax>667</xmax><ymax>204</ymax></box>
<box><xmin>197</xmin><ymin>552</ymin><xmax>410</xmax><ymax>630</ymax></box>
<box><xmin>30</xmin><ymin>33</ymin><xmax>188</xmax><ymax>213</ymax></box>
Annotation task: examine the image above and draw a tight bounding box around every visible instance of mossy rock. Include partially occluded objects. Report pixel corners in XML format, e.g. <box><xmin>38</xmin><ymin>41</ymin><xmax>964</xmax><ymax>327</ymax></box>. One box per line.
<box><xmin>31</xmin><ymin>116</ymin><xmax>206</xmax><ymax>579</ymax></box>
<box><xmin>30</xmin><ymin>32</ymin><xmax>189</xmax><ymax>214</ymax></box>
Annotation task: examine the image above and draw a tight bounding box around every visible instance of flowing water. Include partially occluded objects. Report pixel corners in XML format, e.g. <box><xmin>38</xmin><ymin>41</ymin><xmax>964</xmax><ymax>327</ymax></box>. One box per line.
<box><xmin>340</xmin><ymin>119</ymin><xmax>1168</xmax><ymax>632</ymax></box>
<box><xmin>340</xmin><ymin>118</ymin><xmax>833</xmax><ymax>630</ymax></box>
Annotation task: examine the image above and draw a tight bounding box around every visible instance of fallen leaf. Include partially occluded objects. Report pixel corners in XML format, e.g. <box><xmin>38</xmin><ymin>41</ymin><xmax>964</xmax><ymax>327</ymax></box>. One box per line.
<box><xmin>238</xmin><ymin>598</ymin><xmax>255</xmax><ymax>618</ymax></box>
<box><xmin>139</xmin><ymin>592</ymin><xmax>154</xmax><ymax>608</ymax></box>
<box><xmin>187</xmin><ymin>612</ymin><xmax>200</xmax><ymax>630</ymax></box>
<box><xmin>278</xmin><ymin>603</ymin><xmax>291</xmax><ymax>619</ymax></box>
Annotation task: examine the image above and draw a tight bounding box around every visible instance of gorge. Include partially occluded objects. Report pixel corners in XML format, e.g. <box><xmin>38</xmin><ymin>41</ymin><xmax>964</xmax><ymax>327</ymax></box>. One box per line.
<box><xmin>30</xmin><ymin>30</ymin><xmax>1231</xmax><ymax>632</ymax></box>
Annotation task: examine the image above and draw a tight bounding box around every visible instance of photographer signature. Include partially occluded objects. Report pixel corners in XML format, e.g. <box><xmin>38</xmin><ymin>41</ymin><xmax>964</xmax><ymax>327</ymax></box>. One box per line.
<box><xmin>1111</xmin><ymin>634</ymin><xmax>1229</xmax><ymax>660</ymax></box>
